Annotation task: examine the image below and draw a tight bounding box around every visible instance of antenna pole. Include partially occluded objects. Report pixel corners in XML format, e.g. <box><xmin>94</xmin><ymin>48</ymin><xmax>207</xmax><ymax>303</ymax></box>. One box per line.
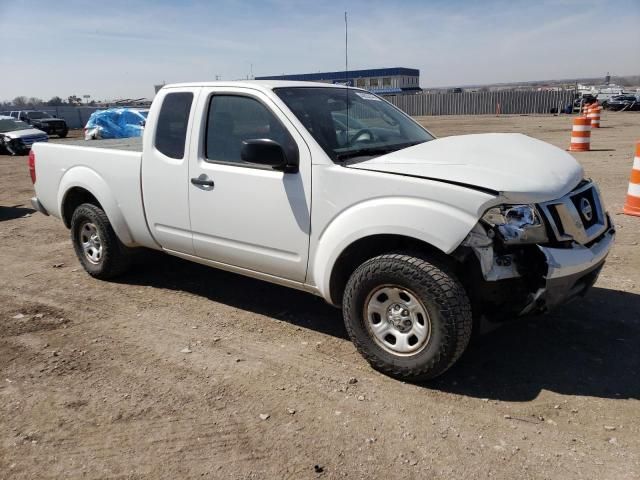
<box><xmin>345</xmin><ymin>11</ymin><xmax>348</xmax><ymax>77</ymax></box>
<box><xmin>345</xmin><ymin>11</ymin><xmax>350</xmax><ymax>146</ymax></box>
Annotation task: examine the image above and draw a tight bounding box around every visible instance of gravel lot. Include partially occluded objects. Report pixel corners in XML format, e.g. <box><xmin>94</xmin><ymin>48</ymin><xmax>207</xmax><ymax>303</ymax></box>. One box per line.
<box><xmin>1</xmin><ymin>113</ymin><xmax>639</xmax><ymax>479</ymax></box>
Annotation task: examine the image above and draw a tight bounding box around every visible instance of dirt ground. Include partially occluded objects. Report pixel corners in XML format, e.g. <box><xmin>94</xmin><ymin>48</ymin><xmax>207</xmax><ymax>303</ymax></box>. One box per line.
<box><xmin>1</xmin><ymin>113</ymin><xmax>638</xmax><ymax>479</ymax></box>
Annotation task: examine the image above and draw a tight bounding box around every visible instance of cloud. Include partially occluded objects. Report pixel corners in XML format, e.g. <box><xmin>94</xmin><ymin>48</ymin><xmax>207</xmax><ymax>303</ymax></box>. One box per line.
<box><xmin>0</xmin><ymin>0</ymin><xmax>638</xmax><ymax>100</ymax></box>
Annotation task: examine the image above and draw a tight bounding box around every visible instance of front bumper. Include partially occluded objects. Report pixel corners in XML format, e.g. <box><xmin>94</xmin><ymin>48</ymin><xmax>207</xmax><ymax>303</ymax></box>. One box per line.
<box><xmin>520</xmin><ymin>226</ymin><xmax>615</xmax><ymax>314</ymax></box>
<box><xmin>39</xmin><ymin>123</ymin><xmax>68</xmax><ymax>135</ymax></box>
<box><xmin>33</xmin><ymin>124</ymin><xmax>51</xmax><ymax>134</ymax></box>
<box><xmin>2</xmin><ymin>138</ymin><xmax>29</xmax><ymax>155</ymax></box>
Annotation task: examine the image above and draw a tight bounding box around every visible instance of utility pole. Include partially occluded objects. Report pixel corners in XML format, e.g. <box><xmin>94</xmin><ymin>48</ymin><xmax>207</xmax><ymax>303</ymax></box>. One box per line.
<box><xmin>345</xmin><ymin>11</ymin><xmax>350</xmax><ymax>141</ymax></box>
<box><xmin>345</xmin><ymin>12</ymin><xmax>348</xmax><ymax>84</ymax></box>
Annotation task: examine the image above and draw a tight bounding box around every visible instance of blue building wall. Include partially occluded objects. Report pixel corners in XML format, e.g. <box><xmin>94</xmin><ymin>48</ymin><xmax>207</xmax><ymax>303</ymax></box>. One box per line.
<box><xmin>256</xmin><ymin>67</ymin><xmax>419</xmax><ymax>82</ymax></box>
<box><xmin>256</xmin><ymin>67</ymin><xmax>421</xmax><ymax>95</ymax></box>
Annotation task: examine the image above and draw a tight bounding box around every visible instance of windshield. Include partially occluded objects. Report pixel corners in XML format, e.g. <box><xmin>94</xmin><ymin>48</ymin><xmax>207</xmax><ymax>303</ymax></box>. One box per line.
<box><xmin>0</xmin><ymin>119</ymin><xmax>31</xmax><ymax>133</ymax></box>
<box><xmin>274</xmin><ymin>87</ymin><xmax>434</xmax><ymax>162</ymax></box>
<box><xmin>26</xmin><ymin>111</ymin><xmax>52</xmax><ymax>119</ymax></box>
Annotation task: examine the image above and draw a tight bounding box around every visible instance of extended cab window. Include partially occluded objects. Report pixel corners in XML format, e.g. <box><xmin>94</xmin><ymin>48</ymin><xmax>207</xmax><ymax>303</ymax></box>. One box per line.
<box><xmin>155</xmin><ymin>92</ymin><xmax>193</xmax><ymax>159</ymax></box>
<box><xmin>205</xmin><ymin>95</ymin><xmax>295</xmax><ymax>165</ymax></box>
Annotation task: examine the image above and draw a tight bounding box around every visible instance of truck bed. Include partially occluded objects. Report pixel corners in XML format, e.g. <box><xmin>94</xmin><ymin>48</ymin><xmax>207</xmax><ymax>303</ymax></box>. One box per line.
<box><xmin>31</xmin><ymin>141</ymin><xmax>156</xmax><ymax>249</ymax></box>
<box><xmin>63</xmin><ymin>137</ymin><xmax>143</xmax><ymax>152</ymax></box>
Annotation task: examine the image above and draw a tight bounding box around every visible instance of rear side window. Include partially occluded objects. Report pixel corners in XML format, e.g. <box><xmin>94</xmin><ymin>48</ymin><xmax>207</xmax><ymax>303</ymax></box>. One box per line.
<box><xmin>155</xmin><ymin>92</ymin><xmax>193</xmax><ymax>159</ymax></box>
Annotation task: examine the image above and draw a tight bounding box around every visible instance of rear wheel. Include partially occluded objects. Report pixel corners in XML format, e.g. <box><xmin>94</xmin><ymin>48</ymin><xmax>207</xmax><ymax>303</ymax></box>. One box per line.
<box><xmin>342</xmin><ymin>253</ymin><xmax>472</xmax><ymax>381</ymax></box>
<box><xmin>58</xmin><ymin>130</ymin><xmax>68</xmax><ymax>138</ymax></box>
<box><xmin>70</xmin><ymin>203</ymin><xmax>132</xmax><ymax>279</ymax></box>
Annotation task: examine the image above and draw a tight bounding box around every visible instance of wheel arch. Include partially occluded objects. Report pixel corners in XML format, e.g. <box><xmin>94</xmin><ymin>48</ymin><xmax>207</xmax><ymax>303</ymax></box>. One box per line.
<box><xmin>61</xmin><ymin>187</ymin><xmax>103</xmax><ymax>227</ymax></box>
<box><xmin>58</xmin><ymin>166</ymin><xmax>135</xmax><ymax>245</ymax></box>
<box><xmin>326</xmin><ymin>234</ymin><xmax>456</xmax><ymax>306</ymax></box>
<box><xmin>310</xmin><ymin>197</ymin><xmax>481</xmax><ymax>305</ymax></box>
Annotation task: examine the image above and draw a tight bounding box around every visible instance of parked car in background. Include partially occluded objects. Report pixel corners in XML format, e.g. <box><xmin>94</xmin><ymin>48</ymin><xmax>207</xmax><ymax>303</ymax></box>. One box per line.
<box><xmin>604</xmin><ymin>95</ymin><xmax>639</xmax><ymax>111</ymax></box>
<box><xmin>572</xmin><ymin>95</ymin><xmax>597</xmax><ymax>113</ymax></box>
<box><xmin>10</xmin><ymin>110</ymin><xmax>68</xmax><ymax>137</ymax></box>
<box><xmin>0</xmin><ymin>115</ymin><xmax>48</xmax><ymax>155</ymax></box>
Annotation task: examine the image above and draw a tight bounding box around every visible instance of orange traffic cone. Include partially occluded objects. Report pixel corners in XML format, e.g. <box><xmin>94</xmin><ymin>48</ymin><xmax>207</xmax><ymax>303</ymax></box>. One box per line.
<box><xmin>623</xmin><ymin>142</ymin><xmax>640</xmax><ymax>216</ymax></box>
<box><xmin>589</xmin><ymin>104</ymin><xmax>601</xmax><ymax>128</ymax></box>
<box><xmin>569</xmin><ymin>116</ymin><xmax>591</xmax><ymax>152</ymax></box>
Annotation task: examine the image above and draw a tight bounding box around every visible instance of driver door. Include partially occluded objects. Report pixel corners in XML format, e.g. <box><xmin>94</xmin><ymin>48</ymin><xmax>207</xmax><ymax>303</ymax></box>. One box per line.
<box><xmin>188</xmin><ymin>88</ymin><xmax>312</xmax><ymax>282</ymax></box>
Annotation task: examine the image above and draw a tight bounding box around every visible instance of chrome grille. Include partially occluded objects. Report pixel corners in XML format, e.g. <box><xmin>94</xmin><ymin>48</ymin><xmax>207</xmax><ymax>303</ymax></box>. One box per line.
<box><xmin>538</xmin><ymin>181</ymin><xmax>607</xmax><ymax>245</ymax></box>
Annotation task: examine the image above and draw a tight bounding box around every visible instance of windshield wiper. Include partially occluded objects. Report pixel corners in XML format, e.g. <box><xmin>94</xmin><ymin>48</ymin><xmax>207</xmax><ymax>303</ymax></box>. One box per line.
<box><xmin>335</xmin><ymin>147</ymin><xmax>396</xmax><ymax>161</ymax></box>
<box><xmin>335</xmin><ymin>141</ymin><xmax>426</xmax><ymax>162</ymax></box>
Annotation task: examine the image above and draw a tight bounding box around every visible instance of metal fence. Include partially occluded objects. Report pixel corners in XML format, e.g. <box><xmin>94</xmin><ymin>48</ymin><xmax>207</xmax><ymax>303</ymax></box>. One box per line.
<box><xmin>6</xmin><ymin>90</ymin><xmax>577</xmax><ymax>130</ymax></box>
<box><xmin>383</xmin><ymin>90</ymin><xmax>576</xmax><ymax>116</ymax></box>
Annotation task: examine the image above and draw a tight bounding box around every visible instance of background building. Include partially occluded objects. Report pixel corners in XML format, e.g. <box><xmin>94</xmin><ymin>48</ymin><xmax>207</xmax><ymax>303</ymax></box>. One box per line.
<box><xmin>256</xmin><ymin>67</ymin><xmax>421</xmax><ymax>95</ymax></box>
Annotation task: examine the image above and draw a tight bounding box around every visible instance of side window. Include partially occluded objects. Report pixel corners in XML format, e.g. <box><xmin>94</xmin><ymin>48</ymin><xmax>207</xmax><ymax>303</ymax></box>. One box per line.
<box><xmin>155</xmin><ymin>92</ymin><xmax>193</xmax><ymax>159</ymax></box>
<box><xmin>205</xmin><ymin>95</ymin><xmax>295</xmax><ymax>164</ymax></box>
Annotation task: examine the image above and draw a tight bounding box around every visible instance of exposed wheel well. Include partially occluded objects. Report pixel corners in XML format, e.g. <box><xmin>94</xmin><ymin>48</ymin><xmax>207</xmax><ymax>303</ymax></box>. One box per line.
<box><xmin>62</xmin><ymin>187</ymin><xmax>103</xmax><ymax>228</ymax></box>
<box><xmin>328</xmin><ymin>234</ymin><xmax>458</xmax><ymax>306</ymax></box>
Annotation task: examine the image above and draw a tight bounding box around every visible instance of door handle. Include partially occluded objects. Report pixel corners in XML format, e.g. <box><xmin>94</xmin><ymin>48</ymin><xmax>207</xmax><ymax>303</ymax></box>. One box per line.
<box><xmin>190</xmin><ymin>176</ymin><xmax>215</xmax><ymax>187</ymax></box>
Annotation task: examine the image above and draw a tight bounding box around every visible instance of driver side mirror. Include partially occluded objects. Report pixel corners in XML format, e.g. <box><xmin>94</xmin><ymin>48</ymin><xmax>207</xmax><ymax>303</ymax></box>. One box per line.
<box><xmin>241</xmin><ymin>138</ymin><xmax>299</xmax><ymax>173</ymax></box>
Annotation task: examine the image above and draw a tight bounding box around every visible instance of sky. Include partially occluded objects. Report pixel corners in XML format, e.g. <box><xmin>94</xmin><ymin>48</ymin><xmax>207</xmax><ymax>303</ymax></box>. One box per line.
<box><xmin>0</xmin><ymin>0</ymin><xmax>638</xmax><ymax>101</ymax></box>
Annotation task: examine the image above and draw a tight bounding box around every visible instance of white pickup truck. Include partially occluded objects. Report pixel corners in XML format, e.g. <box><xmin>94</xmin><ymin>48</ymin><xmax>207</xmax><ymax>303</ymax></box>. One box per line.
<box><xmin>29</xmin><ymin>81</ymin><xmax>614</xmax><ymax>380</ymax></box>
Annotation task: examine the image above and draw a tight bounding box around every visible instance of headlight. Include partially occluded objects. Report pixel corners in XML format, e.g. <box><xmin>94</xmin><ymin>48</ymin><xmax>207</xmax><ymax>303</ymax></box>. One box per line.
<box><xmin>482</xmin><ymin>204</ymin><xmax>548</xmax><ymax>244</ymax></box>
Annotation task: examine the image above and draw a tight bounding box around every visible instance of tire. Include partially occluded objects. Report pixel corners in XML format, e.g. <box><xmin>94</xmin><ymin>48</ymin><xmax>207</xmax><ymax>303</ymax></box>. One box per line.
<box><xmin>59</xmin><ymin>130</ymin><xmax>68</xmax><ymax>138</ymax></box>
<box><xmin>342</xmin><ymin>253</ymin><xmax>472</xmax><ymax>381</ymax></box>
<box><xmin>70</xmin><ymin>203</ymin><xmax>132</xmax><ymax>279</ymax></box>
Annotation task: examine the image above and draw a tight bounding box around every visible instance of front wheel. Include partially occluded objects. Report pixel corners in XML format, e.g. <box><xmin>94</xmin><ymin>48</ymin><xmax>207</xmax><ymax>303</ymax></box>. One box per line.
<box><xmin>342</xmin><ymin>253</ymin><xmax>472</xmax><ymax>381</ymax></box>
<box><xmin>58</xmin><ymin>130</ymin><xmax>68</xmax><ymax>138</ymax></box>
<box><xmin>70</xmin><ymin>203</ymin><xmax>132</xmax><ymax>279</ymax></box>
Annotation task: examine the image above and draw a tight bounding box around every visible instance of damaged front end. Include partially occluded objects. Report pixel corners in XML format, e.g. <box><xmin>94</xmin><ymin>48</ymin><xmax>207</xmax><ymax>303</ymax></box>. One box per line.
<box><xmin>1</xmin><ymin>134</ymin><xmax>27</xmax><ymax>156</ymax></box>
<box><xmin>457</xmin><ymin>180</ymin><xmax>615</xmax><ymax>320</ymax></box>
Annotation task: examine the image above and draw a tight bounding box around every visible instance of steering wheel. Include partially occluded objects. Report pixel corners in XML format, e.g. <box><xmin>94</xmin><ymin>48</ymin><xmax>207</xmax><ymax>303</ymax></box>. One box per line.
<box><xmin>350</xmin><ymin>128</ymin><xmax>375</xmax><ymax>143</ymax></box>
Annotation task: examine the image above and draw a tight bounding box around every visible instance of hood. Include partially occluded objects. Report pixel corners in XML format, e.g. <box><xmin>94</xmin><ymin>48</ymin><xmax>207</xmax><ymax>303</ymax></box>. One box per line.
<box><xmin>3</xmin><ymin>127</ymin><xmax>48</xmax><ymax>139</ymax></box>
<box><xmin>32</xmin><ymin>118</ymin><xmax>64</xmax><ymax>124</ymax></box>
<box><xmin>348</xmin><ymin>133</ymin><xmax>584</xmax><ymax>204</ymax></box>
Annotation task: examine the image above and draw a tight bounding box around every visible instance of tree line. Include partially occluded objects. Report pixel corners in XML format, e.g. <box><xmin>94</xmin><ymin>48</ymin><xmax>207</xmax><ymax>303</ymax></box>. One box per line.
<box><xmin>1</xmin><ymin>95</ymin><xmax>98</xmax><ymax>109</ymax></box>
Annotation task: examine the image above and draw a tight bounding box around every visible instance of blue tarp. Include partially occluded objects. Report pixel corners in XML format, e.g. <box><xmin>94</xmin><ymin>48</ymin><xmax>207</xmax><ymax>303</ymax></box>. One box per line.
<box><xmin>84</xmin><ymin>108</ymin><xmax>147</xmax><ymax>139</ymax></box>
